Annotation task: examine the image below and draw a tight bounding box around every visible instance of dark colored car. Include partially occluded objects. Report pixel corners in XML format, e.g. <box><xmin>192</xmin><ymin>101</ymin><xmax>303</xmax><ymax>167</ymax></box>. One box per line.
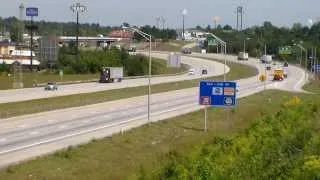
<box><xmin>181</xmin><ymin>47</ymin><xmax>192</xmax><ymax>54</ymax></box>
<box><xmin>202</xmin><ymin>69</ymin><xmax>208</xmax><ymax>75</ymax></box>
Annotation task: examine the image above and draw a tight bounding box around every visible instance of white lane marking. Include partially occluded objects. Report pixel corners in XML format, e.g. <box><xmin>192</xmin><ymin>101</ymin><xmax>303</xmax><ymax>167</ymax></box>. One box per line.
<box><xmin>17</xmin><ymin>124</ymin><xmax>27</xmax><ymax>128</ymax></box>
<box><xmin>82</xmin><ymin>120</ymin><xmax>90</xmax><ymax>123</ymax></box>
<box><xmin>59</xmin><ymin>125</ymin><xmax>67</xmax><ymax>129</ymax></box>
<box><xmin>109</xmin><ymin>108</ymin><xmax>115</xmax><ymax>111</ymax></box>
<box><xmin>47</xmin><ymin>120</ymin><xmax>56</xmax><ymax>123</ymax></box>
<box><xmin>30</xmin><ymin>131</ymin><xmax>39</xmax><ymax>135</ymax></box>
<box><xmin>103</xmin><ymin>115</ymin><xmax>110</xmax><ymax>119</ymax></box>
<box><xmin>0</xmin><ymin>138</ymin><xmax>6</xmax><ymax>142</ymax></box>
<box><xmin>0</xmin><ymin>105</ymin><xmax>195</xmax><ymax>155</ymax></box>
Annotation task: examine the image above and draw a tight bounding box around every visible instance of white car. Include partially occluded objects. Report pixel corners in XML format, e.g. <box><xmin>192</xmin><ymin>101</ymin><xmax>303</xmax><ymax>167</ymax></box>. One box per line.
<box><xmin>188</xmin><ymin>69</ymin><xmax>195</xmax><ymax>75</ymax></box>
<box><xmin>44</xmin><ymin>82</ymin><xmax>58</xmax><ymax>91</ymax></box>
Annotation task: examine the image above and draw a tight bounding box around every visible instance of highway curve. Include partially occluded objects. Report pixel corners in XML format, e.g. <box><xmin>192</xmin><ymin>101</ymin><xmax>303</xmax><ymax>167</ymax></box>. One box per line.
<box><xmin>0</xmin><ymin>52</ymin><xmax>308</xmax><ymax>168</ymax></box>
<box><xmin>0</xmin><ymin>53</ymin><xmax>229</xmax><ymax>104</ymax></box>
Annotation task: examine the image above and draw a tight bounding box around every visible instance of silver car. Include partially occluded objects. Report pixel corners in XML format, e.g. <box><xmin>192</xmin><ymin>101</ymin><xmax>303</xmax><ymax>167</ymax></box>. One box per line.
<box><xmin>44</xmin><ymin>82</ymin><xmax>58</xmax><ymax>91</ymax></box>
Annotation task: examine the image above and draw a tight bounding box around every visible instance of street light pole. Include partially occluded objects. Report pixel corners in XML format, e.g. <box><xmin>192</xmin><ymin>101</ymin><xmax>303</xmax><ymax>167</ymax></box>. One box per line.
<box><xmin>206</xmin><ymin>33</ymin><xmax>227</xmax><ymax>81</ymax></box>
<box><xmin>148</xmin><ymin>34</ymin><xmax>152</xmax><ymax>123</ymax></box>
<box><xmin>123</xmin><ymin>26</ymin><xmax>152</xmax><ymax>123</ymax></box>
<box><xmin>294</xmin><ymin>43</ymin><xmax>307</xmax><ymax>80</ymax></box>
<box><xmin>70</xmin><ymin>3</ymin><xmax>87</xmax><ymax>60</ymax></box>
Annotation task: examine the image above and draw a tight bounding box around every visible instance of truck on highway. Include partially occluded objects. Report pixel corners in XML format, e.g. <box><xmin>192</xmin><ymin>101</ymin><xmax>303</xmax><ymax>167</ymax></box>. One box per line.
<box><xmin>273</xmin><ymin>68</ymin><xmax>285</xmax><ymax>81</ymax></box>
<box><xmin>261</xmin><ymin>55</ymin><xmax>272</xmax><ymax>64</ymax></box>
<box><xmin>99</xmin><ymin>67</ymin><xmax>124</xmax><ymax>83</ymax></box>
<box><xmin>238</xmin><ymin>52</ymin><xmax>249</xmax><ymax>60</ymax></box>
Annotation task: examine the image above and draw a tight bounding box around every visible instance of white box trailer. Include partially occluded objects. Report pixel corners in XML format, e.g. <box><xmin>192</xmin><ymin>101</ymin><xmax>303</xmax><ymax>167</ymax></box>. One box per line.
<box><xmin>238</xmin><ymin>52</ymin><xmax>249</xmax><ymax>60</ymax></box>
<box><xmin>261</xmin><ymin>55</ymin><xmax>272</xmax><ymax>64</ymax></box>
<box><xmin>99</xmin><ymin>67</ymin><xmax>124</xmax><ymax>83</ymax></box>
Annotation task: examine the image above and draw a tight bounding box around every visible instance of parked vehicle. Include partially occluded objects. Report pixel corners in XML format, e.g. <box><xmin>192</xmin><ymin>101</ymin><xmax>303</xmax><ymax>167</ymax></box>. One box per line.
<box><xmin>237</xmin><ymin>52</ymin><xmax>249</xmax><ymax>60</ymax></box>
<box><xmin>99</xmin><ymin>67</ymin><xmax>124</xmax><ymax>83</ymax></box>
<box><xmin>44</xmin><ymin>82</ymin><xmax>58</xmax><ymax>91</ymax></box>
<box><xmin>261</xmin><ymin>55</ymin><xmax>272</xmax><ymax>64</ymax></box>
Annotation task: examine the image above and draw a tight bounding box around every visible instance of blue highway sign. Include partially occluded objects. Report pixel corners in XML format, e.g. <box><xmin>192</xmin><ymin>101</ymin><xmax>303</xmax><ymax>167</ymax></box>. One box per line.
<box><xmin>199</xmin><ymin>81</ymin><xmax>237</xmax><ymax>107</ymax></box>
<box><xmin>26</xmin><ymin>7</ymin><xmax>38</xmax><ymax>17</ymax></box>
<box><xmin>313</xmin><ymin>64</ymin><xmax>320</xmax><ymax>72</ymax></box>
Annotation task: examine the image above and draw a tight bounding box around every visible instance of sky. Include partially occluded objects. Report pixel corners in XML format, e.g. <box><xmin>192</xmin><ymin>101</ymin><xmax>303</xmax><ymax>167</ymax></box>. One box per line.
<box><xmin>1</xmin><ymin>0</ymin><xmax>319</xmax><ymax>29</ymax></box>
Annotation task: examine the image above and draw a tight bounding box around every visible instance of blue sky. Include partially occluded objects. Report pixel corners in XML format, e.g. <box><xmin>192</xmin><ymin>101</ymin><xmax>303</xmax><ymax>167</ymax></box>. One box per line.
<box><xmin>1</xmin><ymin>0</ymin><xmax>319</xmax><ymax>28</ymax></box>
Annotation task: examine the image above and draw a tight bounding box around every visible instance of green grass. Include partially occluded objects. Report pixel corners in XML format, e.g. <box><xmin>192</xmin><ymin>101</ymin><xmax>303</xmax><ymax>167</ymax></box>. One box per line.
<box><xmin>0</xmin><ymin>90</ymin><xmax>316</xmax><ymax>180</ymax></box>
<box><xmin>0</xmin><ymin>59</ymin><xmax>257</xmax><ymax>119</ymax></box>
<box><xmin>152</xmin><ymin>58</ymin><xmax>188</xmax><ymax>75</ymax></box>
<box><xmin>303</xmin><ymin>80</ymin><xmax>320</xmax><ymax>94</ymax></box>
<box><xmin>153</xmin><ymin>40</ymin><xmax>190</xmax><ymax>52</ymax></box>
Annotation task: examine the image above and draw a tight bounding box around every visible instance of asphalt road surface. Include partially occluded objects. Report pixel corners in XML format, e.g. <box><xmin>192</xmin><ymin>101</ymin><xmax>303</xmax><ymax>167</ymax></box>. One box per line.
<box><xmin>0</xmin><ymin>52</ymin><xmax>308</xmax><ymax>168</ymax></box>
<box><xmin>0</xmin><ymin>53</ymin><xmax>229</xmax><ymax>104</ymax></box>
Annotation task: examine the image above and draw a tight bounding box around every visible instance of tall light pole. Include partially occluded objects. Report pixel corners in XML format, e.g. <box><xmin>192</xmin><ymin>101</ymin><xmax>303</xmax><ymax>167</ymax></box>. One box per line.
<box><xmin>293</xmin><ymin>43</ymin><xmax>307</xmax><ymax>79</ymax></box>
<box><xmin>123</xmin><ymin>26</ymin><xmax>152</xmax><ymax>123</ymax></box>
<box><xmin>182</xmin><ymin>9</ymin><xmax>188</xmax><ymax>40</ymax></box>
<box><xmin>70</xmin><ymin>2</ymin><xmax>87</xmax><ymax>60</ymax></box>
<box><xmin>206</xmin><ymin>33</ymin><xmax>227</xmax><ymax>81</ymax></box>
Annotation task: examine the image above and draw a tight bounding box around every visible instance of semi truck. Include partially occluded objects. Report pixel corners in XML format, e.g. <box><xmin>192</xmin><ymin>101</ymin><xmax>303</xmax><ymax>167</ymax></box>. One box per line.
<box><xmin>261</xmin><ymin>55</ymin><xmax>272</xmax><ymax>64</ymax></box>
<box><xmin>238</xmin><ymin>52</ymin><xmax>249</xmax><ymax>60</ymax></box>
<box><xmin>99</xmin><ymin>67</ymin><xmax>124</xmax><ymax>83</ymax></box>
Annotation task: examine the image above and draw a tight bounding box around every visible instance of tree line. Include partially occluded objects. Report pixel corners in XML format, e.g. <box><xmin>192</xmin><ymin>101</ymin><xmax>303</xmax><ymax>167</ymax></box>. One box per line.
<box><xmin>0</xmin><ymin>17</ymin><xmax>178</xmax><ymax>42</ymax></box>
<box><xmin>57</xmin><ymin>45</ymin><xmax>168</xmax><ymax>76</ymax></box>
<box><xmin>199</xmin><ymin>21</ymin><xmax>320</xmax><ymax>63</ymax></box>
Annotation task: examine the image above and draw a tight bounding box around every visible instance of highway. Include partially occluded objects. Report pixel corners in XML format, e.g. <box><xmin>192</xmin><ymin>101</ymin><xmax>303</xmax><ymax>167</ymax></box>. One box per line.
<box><xmin>0</xmin><ymin>52</ymin><xmax>308</xmax><ymax>168</ymax></box>
<box><xmin>0</xmin><ymin>53</ymin><xmax>229</xmax><ymax>104</ymax></box>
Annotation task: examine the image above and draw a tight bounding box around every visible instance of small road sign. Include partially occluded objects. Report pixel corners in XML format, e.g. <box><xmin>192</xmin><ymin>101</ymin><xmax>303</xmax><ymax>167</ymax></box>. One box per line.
<box><xmin>26</xmin><ymin>7</ymin><xmax>38</xmax><ymax>17</ymax></box>
<box><xmin>199</xmin><ymin>81</ymin><xmax>237</xmax><ymax>107</ymax></box>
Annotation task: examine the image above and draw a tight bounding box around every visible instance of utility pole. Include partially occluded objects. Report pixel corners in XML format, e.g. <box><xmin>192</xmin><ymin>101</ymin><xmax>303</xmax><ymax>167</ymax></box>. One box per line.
<box><xmin>19</xmin><ymin>3</ymin><xmax>25</xmax><ymax>44</ymax></box>
<box><xmin>236</xmin><ymin>6</ymin><xmax>243</xmax><ymax>31</ymax></box>
<box><xmin>182</xmin><ymin>9</ymin><xmax>188</xmax><ymax>40</ymax></box>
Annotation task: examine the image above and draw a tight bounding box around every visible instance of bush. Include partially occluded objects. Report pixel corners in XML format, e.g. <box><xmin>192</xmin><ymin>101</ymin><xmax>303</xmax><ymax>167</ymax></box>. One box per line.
<box><xmin>0</xmin><ymin>62</ymin><xmax>9</xmax><ymax>73</ymax></box>
<box><xmin>57</xmin><ymin>47</ymin><xmax>153</xmax><ymax>76</ymax></box>
<box><xmin>150</xmin><ymin>97</ymin><xmax>320</xmax><ymax>179</ymax></box>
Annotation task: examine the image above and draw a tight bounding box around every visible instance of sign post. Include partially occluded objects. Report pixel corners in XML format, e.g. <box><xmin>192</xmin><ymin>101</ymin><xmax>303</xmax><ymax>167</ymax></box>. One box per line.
<box><xmin>26</xmin><ymin>7</ymin><xmax>38</xmax><ymax>69</ymax></box>
<box><xmin>59</xmin><ymin>70</ymin><xmax>64</xmax><ymax>81</ymax></box>
<box><xmin>199</xmin><ymin>81</ymin><xmax>237</xmax><ymax>132</ymax></box>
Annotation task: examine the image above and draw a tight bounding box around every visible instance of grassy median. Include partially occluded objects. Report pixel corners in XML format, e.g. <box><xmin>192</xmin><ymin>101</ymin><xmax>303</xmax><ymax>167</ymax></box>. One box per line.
<box><xmin>303</xmin><ymin>80</ymin><xmax>320</xmax><ymax>94</ymax></box>
<box><xmin>0</xmin><ymin>59</ymin><xmax>257</xmax><ymax>119</ymax></box>
<box><xmin>0</xmin><ymin>58</ymin><xmax>186</xmax><ymax>90</ymax></box>
<box><xmin>0</xmin><ymin>90</ymin><xmax>318</xmax><ymax>179</ymax></box>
